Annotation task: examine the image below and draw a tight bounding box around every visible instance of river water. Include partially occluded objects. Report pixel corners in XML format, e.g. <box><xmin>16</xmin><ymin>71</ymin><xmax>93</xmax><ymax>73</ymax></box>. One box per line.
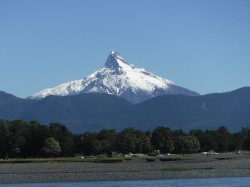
<box><xmin>0</xmin><ymin>177</ymin><xmax>250</xmax><ymax>187</ymax></box>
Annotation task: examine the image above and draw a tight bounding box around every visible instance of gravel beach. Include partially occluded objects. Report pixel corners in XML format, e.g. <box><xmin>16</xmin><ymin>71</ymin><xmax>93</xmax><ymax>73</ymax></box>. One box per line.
<box><xmin>1</xmin><ymin>153</ymin><xmax>250</xmax><ymax>184</ymax></box>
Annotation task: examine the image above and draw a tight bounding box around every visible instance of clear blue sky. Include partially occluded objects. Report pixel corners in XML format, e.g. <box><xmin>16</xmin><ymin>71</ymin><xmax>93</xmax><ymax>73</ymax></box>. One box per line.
<box><xmin>1</xmin><ymin>0</ymin><xmax>250</xmax><ymax>98</ymax></box>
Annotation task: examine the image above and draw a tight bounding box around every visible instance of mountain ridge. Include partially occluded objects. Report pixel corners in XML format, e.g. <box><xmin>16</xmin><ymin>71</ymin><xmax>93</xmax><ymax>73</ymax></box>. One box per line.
<box><xmin>29</xmin><ymin>51</ymin><xmax>199</xmax><ymax>103</ymax></box>
<box><xmin>0</xmin><ymin>87</ymin><xmax>250</xmax><ymax>133</ymax></box>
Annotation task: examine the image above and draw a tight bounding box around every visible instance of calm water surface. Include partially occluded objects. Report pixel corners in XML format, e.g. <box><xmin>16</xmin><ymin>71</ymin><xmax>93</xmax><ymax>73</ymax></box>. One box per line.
<box><xmin>1</xmin><ymin>177</ymin><xmax>250</xmax><ymax>187</ymax></box>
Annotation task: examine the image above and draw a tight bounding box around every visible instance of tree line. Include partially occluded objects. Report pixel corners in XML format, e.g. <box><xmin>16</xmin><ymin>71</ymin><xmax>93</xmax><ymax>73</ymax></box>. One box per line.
<box><xmin>0</xmin><ymin>120</ymin><xmax>250</xmax><ymax>158</ymax></box>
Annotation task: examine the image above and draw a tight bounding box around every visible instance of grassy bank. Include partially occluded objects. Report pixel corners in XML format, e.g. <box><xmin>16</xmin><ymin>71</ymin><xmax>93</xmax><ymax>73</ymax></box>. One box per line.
<box><xmin>0</xmin><ymin>156</ymin><xmax>133</xmax><ymax>164</ymax></box>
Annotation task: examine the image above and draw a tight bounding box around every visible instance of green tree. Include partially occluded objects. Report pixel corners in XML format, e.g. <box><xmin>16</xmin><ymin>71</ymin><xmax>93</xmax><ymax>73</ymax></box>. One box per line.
<box><xmin>229</xmin><ymin>128</ymin><xmax>248</xmax><ymax>151</ymax></box>
<box><xmin>191</xmin><ymin>129</ymin><xmax>217</xmax><ymax>152</ymax></box>
<box><xmin>151</xmin><ymin>127</ymin><xmax>174</xmax><ymax>153</ymax></box>
<box><xmin>191</xmin><ymin>127</ymin><xmax>233</xmax><ymax>152</ymax></box>
<box><xmin>117</xmin><ymin>129</ymin><xmax>152</xmax><ymax>154</ymax></box>
<box><xmin>134</xmin><ymin>130</ymin><xmax>152</xmax><ymax>153</ymax></box>
<box><xmin>174</xmin><ymin>135</ymin><xmax>200</xmax><ymax>153</ymax></box>
<box><xmin>243</xmin><ymin>128</ymin><xmax>250</xmax><ymax>150</ymax></box>
<box><xmin>7</xmin><ymin>120</ymin><xmax>29</xmax><ymax>157</ymax></box>
<box><xmin>117</xmin><ymin>128</ymin><xmax>138</xmax><ymax>153</ymax></box>
<box><xmin>47</xmin><ymin>123</ymin><xmax>74</xmax><ymax>156</ymax></box>
<box><xmin>97</xmin><ymin>129</ymin><xmax>117</xmax><ymax>154</ymax></box>
<box><xmin>0</xmin><ymin>121</ymin><xmax>9</xmax><ymax>158</ymax></box>
<box><xmin>78</xmin><ymin>132</ymin><xmax>101</xmax><ymax>155</ymax></box>
<box><xmin>25</xmin><ymin>121</ymin><xmax>47</xmax><ymax>157</ymax></box>
<box><xmin>215</xmin><ymin>126</ymin><xmax>230</xmax><ymax>152</ymax></box>
<box><xmin>41</xmin><ymin>137</ymin><xmax>61</xmax><ymax>157</ymax></box>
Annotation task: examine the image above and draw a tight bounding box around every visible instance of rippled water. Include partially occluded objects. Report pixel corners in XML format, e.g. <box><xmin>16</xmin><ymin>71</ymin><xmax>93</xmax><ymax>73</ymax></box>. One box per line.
<box><xmin>1</xmin><ymin>177</ymin><xmax>250</xmax><ymax>187</ymax></box>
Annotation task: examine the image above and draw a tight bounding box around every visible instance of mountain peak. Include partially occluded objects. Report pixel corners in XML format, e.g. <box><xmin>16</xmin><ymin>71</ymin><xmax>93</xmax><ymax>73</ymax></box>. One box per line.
<box><xmin>30</xmin><ymin>51</ymin><xmax>199</xmax><ymax>103</ymax></box>
<box><xmin>104</xmin><ymin>50</ymin><xmax>127</xmax><ymax>69</ymax></box>
<box><xmin>110</xmin><ymin>50</ymin><xmax>119</xmax><ymax>57</ymax></box>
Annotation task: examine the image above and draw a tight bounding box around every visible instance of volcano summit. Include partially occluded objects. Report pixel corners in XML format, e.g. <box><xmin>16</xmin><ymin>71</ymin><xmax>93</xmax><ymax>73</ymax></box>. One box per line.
<box><xmin>30</xmin><ymin>51</ymin><xmax>199</xmax><ymax>103</ymax></box>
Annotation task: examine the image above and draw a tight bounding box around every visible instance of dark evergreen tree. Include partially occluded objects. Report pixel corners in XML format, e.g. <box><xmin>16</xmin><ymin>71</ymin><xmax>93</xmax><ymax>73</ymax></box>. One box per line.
<box><xmin>174</xmin><ymin>135</ymin><xmax>200</xmax><ymax>153</ymax></box>
<box><xmin>117</xmin><ymin>128</ymin><xmax>138</xmax><ymax>154</ymax></box>
<box><xmin>47</xmin><ymin>123</ymin><xmax>74</xmax><ymax>156</ymax></box>
<box><xmin>98</xmin><ymin>129</ymin><xmax>117</xmax><ymax>154</ymax></box>
<box><xmin>151</xmin><ymin>127</ymin><xmax>174</xmax><ymax>153</ymax></box>
<box><xmin>215</xmin><ymin>126</ymin><xmax>231</xmax><ymax>152</ymax></box>
<box><xmin>24</xmin><ymin>121</ymin><xmax>47</xmax><ymax>157</ymax></box>
<box><xmin>0</xmin><ymin>121</ymin><xmax>9</xmax><ymax>158</ymax></box>
<box><xmin>243</xmin><ymin>128</ymin><xmax>250</xmax><ymax>150</ymax></box>
<box><xmin>7</xmin><ymin>120</ymin><xmax>29</xmax><ymax>157</ymax></box>
<box><xmin>78</xmin><ymin>132</ymin><xmax>101</xmax><ymax>155</ymax></box>
<box><xmin>134</xmin><ymin>130</ymin><xmax>152</xmax><ymax>153</ymax></box>
<box><xmin>229</xmin><ymin>128</ymin><xmax>248</xmax><ymax>151</ymax></box>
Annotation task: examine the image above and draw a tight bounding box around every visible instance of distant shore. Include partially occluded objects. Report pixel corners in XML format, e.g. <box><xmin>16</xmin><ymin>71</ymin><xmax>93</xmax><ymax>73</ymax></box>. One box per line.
<box><xmin>1</xmin><ymin>153</ymin><xmax>250</xmax><ymax>184</ymax></box>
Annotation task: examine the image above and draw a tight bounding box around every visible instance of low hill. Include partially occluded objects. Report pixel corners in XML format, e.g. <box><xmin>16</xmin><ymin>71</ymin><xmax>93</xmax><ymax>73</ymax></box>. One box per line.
<box><xmin>0</xmin><ymin>91</ymin><xmax>36</xmax><ymax>119</ymax></box>
<box><xmin>0</xmin><ymin>87</ymin><xmax>250</xmax><ymax>133</ymax></box>
<box><xmin>103</xmin><ymin>87</ymin><xmax>250</xmax><ymax>131</ymax></box>
<box><xmin>22</xmin><ymin>93</ymin><xmax>133</xmax><ymax>132</ymax></box>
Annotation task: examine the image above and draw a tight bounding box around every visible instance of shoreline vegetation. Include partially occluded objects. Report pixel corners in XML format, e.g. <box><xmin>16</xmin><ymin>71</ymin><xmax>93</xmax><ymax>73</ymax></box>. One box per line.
<box><xmin>1</xmin><ymin>120</ymin><xmax>250</xmax><ymax>183</ymax></box>
<box><xmin>1</xmin><ymin>120</ymin><xmax>250</xmax><ymax>158</ymax></box>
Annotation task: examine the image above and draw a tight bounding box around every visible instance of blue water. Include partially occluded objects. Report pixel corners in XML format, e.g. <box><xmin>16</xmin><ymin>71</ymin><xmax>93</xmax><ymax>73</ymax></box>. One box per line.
<box><xmin>1</xmin><ymin>177</ymin><xmax>250</xmax><ymax>187</ymax></box>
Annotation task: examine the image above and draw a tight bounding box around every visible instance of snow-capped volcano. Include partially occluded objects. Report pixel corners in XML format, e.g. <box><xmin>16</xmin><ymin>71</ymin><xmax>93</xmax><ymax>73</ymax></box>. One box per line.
<box><xmin>30</xmin><ymin>51</ymin><xmax>199</xmax><ymax>103</ymax></box>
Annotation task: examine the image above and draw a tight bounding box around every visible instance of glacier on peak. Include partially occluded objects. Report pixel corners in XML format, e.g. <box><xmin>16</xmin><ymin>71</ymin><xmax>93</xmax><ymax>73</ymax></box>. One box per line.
<box><xmin>29</xmin><ymin>51</ymin><xmax>199</xmax><ymax>103</ymax></box>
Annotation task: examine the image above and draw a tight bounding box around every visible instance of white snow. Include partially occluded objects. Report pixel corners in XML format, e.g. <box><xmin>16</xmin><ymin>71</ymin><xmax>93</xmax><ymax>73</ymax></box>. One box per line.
<box><xmin>29</xmin><ymin>51</ymin><xmax>198</xmax><ymax>103</ymax></box>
